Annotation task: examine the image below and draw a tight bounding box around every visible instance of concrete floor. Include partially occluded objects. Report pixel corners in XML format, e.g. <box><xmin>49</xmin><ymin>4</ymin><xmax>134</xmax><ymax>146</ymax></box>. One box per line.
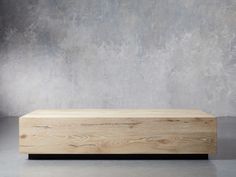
<box><xmin>0</xmin><ymin>117</ymin><xmax>236</xmax><ymax>177</ymax></box>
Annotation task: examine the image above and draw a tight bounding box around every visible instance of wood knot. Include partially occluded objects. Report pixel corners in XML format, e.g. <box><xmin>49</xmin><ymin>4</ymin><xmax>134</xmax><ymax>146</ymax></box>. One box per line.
<box><xmin>158</xmin><ymin>139</ymin><xmax>169</xmax><ymax>144</ymax></box>
<box><xmin>20</xmin><ymin>134</ymin><xmax>27</xmax><ymax>139</ymax></box>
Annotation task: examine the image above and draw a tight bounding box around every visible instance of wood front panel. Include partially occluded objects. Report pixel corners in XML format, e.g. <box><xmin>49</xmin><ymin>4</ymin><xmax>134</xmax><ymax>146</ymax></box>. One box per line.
<box><xmin>19</xmin><ymin>117</ymin><xmax>216</xmax><ymax>154</ymax></box>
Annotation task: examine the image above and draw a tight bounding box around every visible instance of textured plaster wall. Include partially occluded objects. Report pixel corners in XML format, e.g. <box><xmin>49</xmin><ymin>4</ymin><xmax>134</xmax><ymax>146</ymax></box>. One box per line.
<box><xmin>0</xmin><ymin>0</ymin><xmax>235</xmax><ymax>117</ymax></box>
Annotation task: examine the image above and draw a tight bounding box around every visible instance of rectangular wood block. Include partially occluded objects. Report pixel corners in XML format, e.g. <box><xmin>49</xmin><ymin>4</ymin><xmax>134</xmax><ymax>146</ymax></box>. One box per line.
<box><xmin>19</xmin><ymin>109</ymin><xmax>217</xmax><ymax>154</ymax></box>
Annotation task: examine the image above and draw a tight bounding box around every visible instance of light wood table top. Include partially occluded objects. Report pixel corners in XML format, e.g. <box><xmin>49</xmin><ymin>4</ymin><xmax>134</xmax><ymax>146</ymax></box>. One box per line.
<box><xmin>20</xmin><ymin>109</ymin><xmax>215</xmax><ymax>119</ymax></box>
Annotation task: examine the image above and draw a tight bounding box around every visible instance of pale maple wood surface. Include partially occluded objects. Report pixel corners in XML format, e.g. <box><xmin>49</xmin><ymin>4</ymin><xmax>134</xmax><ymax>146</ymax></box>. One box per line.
<box><xmin>19</xmin><ymin>109</ymin><xmax>216</xmax><ymax>154</ymax></box>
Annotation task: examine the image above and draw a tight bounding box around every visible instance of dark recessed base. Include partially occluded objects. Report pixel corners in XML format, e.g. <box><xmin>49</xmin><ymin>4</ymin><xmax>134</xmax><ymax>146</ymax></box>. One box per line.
<box><xmin>28</xmin><ymin>154</ymin><xmax>208</xmax><ymax>160</ymax></box>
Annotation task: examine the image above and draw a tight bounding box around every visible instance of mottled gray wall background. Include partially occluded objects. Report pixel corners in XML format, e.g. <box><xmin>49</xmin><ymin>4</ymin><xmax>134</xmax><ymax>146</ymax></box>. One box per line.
<box><xmin>0</xmin><ymin>0</ymin><xmax>235</xmax><ymax>117</ymax></box>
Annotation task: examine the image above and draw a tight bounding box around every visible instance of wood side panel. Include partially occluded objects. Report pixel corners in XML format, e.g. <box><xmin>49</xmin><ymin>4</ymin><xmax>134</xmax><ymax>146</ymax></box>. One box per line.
<box><xmin>19</xmin><ymin>117</ymin><xmax>216</xmax><ymax>154</ymax></box>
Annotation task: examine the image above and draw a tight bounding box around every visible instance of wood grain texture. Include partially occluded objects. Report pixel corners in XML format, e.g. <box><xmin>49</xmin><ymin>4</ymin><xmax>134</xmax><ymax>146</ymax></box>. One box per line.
<box><xmin>19</xmin><ymin>109</ymin><xmax>216</xmax><ymax>154</ymax></box>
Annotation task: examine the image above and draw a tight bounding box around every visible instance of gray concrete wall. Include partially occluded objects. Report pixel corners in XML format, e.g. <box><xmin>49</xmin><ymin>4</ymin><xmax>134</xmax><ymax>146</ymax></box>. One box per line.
<box><xmin>0</xmin><ymin>0</ymin><xmax>235</xmax><ymax>117</ymax></box>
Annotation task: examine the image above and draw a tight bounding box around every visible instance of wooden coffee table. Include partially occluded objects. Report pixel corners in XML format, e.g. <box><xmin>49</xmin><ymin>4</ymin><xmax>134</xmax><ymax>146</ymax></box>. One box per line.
<box><xmin>19</xmin><ymin>109</ymin><xmax>216</xmax><ymax>159</ymax></box>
